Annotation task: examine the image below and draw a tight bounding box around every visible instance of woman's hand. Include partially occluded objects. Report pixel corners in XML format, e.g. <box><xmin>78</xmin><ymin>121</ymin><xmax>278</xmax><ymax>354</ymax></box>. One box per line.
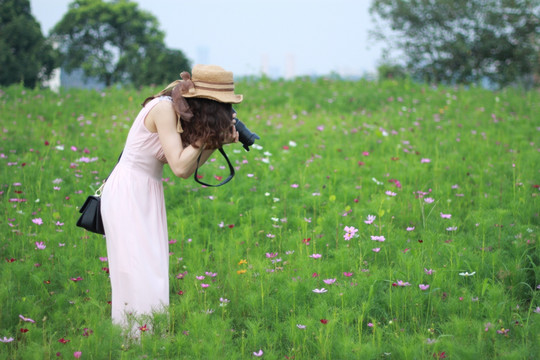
<box><xmin>223</xmin><ymin>116</ymin><xmax>239</xmax><ymax>145</ymax></box>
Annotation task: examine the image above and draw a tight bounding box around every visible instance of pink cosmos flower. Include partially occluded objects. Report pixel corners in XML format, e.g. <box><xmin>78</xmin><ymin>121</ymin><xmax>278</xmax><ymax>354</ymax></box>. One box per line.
<box><xmin>99</xmin><ymin>257</ymin><xmax>108</xmax><ymax>262</ymax></box>
<box><xmin>19</xmin><ymin>315</ymin><xmax>35</xmax><ymax>323</ymax></box>
<box><xmin>424</xmin><ymin>268</ymin><xmax>434</xmax><ymax>275</ymax></box>
<box><xmin>343</xmin><ymin>272</ymin><xmax>353</xmax><ymax>277</ymax></box>
<box><xmin>201</xmin><ymin>284</ymin><xmax>210</xmax><ymax>288</ymax></box>
<box><xmin>440</xmin><ymin>212</ymin><xmax>452</xmax><ymax>219</ymax></box>
<box><xmin>396</xmin><ymin>280</ymin><xmax>411</xmax><ymax>287</ymax></box>
<box><xmin>385</xmin><ymin>191</ymin><xmax>397</xmax><ymax>196</ymax></box>
<box><xmin>424</xmin><ymin>197</ymin><xmax>435</xmax><ymax>203</ymax></box>
<box><xmin>421</xmin><ymin>158</ymin><xmax>431</xmax><ymax>163</ymax></box>
<box><xmin>32</xmin><ymin>218</ymin><xmax>43</xmax><ymax>225</ymax></box>
<box><xmin>253</xmin><ymin>349</ymin><xmax>264</xmax><ymax>357</ymax></box>
<box><xmin>0</xmin><ymin>337</ymin><xmax>14</xmax><ymax>343</ymax></box>
<box><xmin>370</xmin><ymin>235</ymin><xmax>385</xmax><ymax>242</ymax></box>
<box><xmin>362</xmin><ymin>151</ymin><xmax>370</xmax><ymax>156</ymax></box>
<box><xmin>344</xmin><ymin>226</ymin><xmax>358</xmax><ymax>235</ymax></box>
<box><xmin>372</xmin><ymin>248</ymin><xmax>381</xmax><ymax>253</ymax></box>
<box><xmin>35</xmin><ymin>241</ymin><xmax>46</xmax><ymax>250</ymax></box>
<box><xmin>343</xmin><ymin>232</ymin><xmax>354</xmax><ymax>241</ymax></box>
<box><xmin>446</xmin><ymin>226</ymin><xmax>458</xmax><ymax>231</ymax></box>
<box><xmin>323</xmin><ymin>278</ymin><xmax>336</xmax><ymax>284</ymax></box>
<box><xmin>419</xmin><ymin>284</ymin><xmax>430</xmax><ymax>290</ymax></box>
<box><xmin>364</xmin><ymin>215</ymin><xmax>376</xmax><ymax>224</ymax></box>
<box><xmin>406</xmin><ymin>226</ymin><xmax>415</xmax><ymax>231</ymax></box>
<box><xmin>265</xmin><ymin>252</ymin><xmax>278</xmax><ymax>258</ymax></box>
<box><xmin>196</xmin><ymin>276</ymin><xmax>205</xmax><ymax>280</ymax></box>
<box><xmin>291</xmin><ymin>184</ymin><xmax>299</xmax><ymax>188</ymax></box>
<box><xmin>205</xmin><ymin>272</ymin><xmax>217</xmax><ymax>277</ymax></box>
<box><xmin>310</xmin><ymin>254</ymin><xmax>322</xmax><ymax>259</ymax></box>
<box><xmin>74</xmin><ymin>351</ymin><xmax>82</xmax><ymax>358</ymax></box>
<box><xmin>296</xmin><ymin>324</ymin><xmax>306</xmax><ymax>329</ymax></box>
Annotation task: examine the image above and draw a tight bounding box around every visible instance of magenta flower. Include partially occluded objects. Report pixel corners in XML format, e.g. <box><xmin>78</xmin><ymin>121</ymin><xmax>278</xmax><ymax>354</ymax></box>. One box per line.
<box><xmin>196</xmin><ymin>276</ymin><xmax>205</xmax><ymax>280</ymax></box>
<box><xmin>74</xmin><ymin>351</ymin><xmax>82</xmax><ymax>358</ymax></box>
<box><xmin>35</xmin><ymin>241</ymin><xmax>46</xmax><ymax>250</ymax></box>
<box><xmin>310</xmin><ymin>254</ymin><xmax>322</xmax><ymax>259</ymax></box>
<box><xmin>419</xmin><ymin>284</ymin><xmax>430</xmax><ymax>291</ymax></box>
<box><xmin>370</xmin><ymin>235</ymin><xmax>385</xmax><ymax>242</ymax></box>
<box><xmin>396</xmin><ymin>280</ymin><xmax>411</xmax><ymax>287</ymax></box>
<box><xmin>440</xmin><ymin>212</ymin><xmax>452</xmax><ymax>219</ymax></box>
<box><xmin>323</xmin><ymin>278</ymin><xmax>336</xmax><ymax>284</ymax></box>
<box><xmin>32</xmin><ymin>218</ymin><xmax>43</xmax><ymax>225</ymax></box>
<box><xmin>421</xmin><ymin>158</ymin><xmax>431</xmax><ymax>163</ymax></box>
<box><xmin>265</xmin><ymin>252</ymin><xmax>278</xmax><ymax>258</ymax></box>
<box><xmin>372</xmin><ymin>248</ymin><xmax>381</xmax><ymax>253</ymax></box>
<box><xmin>290</xmin><ymin>184</ymin><xmax>299</xmax><ymax>188</ymax></box>
<box><xmin>201</xmin><ymin>283</ymin><xmax>210</xmax><ymax>288</ymax></box>
<box><xmin>343</xmin><ymin>272</ymin><xmax>353</xmax><ymax>277</ymax></box>
<box><xmin>364</xmin><ymin>215</ymin><xmax>376</xmax><ymax>224</ymax></box>
<box><xmin>424</xmin><ymin>268</ymin><xmax>434</xmax><ymax>275</ymax></box>
<box><xmin>99</xmin><ymin>257</ymin><xmax>108</xmax><ymax>262</ymax></box>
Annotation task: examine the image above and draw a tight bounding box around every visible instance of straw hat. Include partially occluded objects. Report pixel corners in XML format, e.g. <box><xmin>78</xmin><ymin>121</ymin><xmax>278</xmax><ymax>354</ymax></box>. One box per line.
<box><xmin>181</xmin><ymin>64</ymin><xmax>243</xmax><ymax>104</ymax></box>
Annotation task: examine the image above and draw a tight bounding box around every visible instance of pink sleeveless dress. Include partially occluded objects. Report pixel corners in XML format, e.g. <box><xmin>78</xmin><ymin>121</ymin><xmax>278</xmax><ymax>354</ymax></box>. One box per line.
<box><xmin>101</xmin><ymin>96</ymin><xmax>172</xmax><ymax>329</ymax></box>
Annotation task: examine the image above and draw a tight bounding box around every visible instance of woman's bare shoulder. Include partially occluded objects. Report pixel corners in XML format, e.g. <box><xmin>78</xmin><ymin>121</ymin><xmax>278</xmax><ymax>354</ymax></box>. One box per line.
<box><xmin>147</xmin><ymin>100</ymin><xmax>176</xmax><ymax>130</ymax></box>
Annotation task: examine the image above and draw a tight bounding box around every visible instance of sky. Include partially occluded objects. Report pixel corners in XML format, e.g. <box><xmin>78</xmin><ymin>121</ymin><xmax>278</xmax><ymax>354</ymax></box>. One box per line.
<box><xmin>30</xmin><ymin>0</ymin><xmax>385</xmax><ymax>79</ymax></box>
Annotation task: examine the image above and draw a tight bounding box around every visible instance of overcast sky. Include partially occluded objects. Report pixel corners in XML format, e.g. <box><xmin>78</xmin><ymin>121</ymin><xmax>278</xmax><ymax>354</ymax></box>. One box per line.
<box><xmin>30</xmin><ymin>0</ymin><xmax>384</xmax><ymax>78</ymax></box>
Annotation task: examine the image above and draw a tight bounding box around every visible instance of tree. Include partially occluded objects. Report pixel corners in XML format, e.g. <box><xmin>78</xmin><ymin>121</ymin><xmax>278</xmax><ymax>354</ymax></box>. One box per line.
<box><xmin>51</xmin><ymin>0</ymin><xmax>191</xmax><ymax>87</ymax></box>
<box><xmin>370</xmin><ymin>0</ymin><xmax>540</xmax><ymax>87</ymax></box>
<box><xmin>0</xmin><ymin>0</ymin><xmax>58</xmax><ymax>87</ymax></box>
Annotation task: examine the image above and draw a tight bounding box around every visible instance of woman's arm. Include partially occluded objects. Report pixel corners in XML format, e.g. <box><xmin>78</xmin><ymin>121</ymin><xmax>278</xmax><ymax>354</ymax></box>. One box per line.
<box><xmin>148</xmin><ymin>101</ymin><xmax>237</xmax><ymax>179</ymax></box>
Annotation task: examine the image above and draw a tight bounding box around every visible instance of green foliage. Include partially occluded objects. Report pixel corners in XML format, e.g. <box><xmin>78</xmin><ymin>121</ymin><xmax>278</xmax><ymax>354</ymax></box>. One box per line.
<box><xmin>51</xmin><ymin>0</ymin><xmax>190</xmax><ymax>87</ymax></box>
<box><xmin>0</xmin><ymin>0</ymin><xmax>58</xmax><ymax>87</ymax></box>
<box><xmin>370</xmin><ymin>0</ymin><xmax>540</xmax><ymax>88</ymax></box>
<box><xmin>0</xmin><ymin>78</ymin><xmax>539</xmax><ymax>358</ymax></box>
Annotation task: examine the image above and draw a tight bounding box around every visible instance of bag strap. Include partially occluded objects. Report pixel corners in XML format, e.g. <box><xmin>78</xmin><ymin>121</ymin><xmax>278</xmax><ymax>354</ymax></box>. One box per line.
<box><xmin>194</xmin><ymin>147</ymin><xmax>235</xmax><ymax>187</ymax></box>
<box><xmin>96</xmin><ymin>151</ymin><xmax>123</xmax><ymax>195</ymax></box>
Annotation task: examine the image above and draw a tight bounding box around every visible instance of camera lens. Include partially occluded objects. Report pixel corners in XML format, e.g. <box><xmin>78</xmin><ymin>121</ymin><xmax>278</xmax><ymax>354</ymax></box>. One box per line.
<box><xmin>234</xmin><ymin>119</ymin><xmax>260</xmax><ymax>151</ymax></box>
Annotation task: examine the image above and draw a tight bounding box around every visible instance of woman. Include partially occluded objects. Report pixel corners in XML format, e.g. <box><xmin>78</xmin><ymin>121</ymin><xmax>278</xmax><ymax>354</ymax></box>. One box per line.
<box><xmin>101</xmin><ymin>65</ymin><xmax>242</xmax><ymax>332</ymax></box>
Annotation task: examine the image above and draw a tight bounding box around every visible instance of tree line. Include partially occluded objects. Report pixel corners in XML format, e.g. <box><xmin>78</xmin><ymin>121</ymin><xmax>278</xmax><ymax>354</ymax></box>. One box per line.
<box><xmin>0</xmin><ymin>0</ymin><xmax>190</xmax><ymax>88</ymax></box>
<box><xmin>1</xmin><ymin>0</ymin><xmax>538</xmax><ymax>89</ymax></box>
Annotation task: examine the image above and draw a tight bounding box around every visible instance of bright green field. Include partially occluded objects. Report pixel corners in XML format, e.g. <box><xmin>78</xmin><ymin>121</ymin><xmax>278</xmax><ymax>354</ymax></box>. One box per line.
<box><xmin>1</xmin><ymin>78</ymin><xmax>539</xmax><ymax>359</ymax></box>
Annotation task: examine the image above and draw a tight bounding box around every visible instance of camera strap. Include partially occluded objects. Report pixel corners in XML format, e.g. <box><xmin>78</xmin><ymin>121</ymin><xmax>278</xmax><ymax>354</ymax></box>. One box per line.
<box><xmin>193</xmin><ymin>147</ymin><xmax>235</xmax><ymax>187</ymax></box>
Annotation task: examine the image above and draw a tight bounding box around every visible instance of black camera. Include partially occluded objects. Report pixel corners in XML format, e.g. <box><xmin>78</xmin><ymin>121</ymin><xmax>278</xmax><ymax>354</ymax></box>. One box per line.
<box><xmin>233</xmin><ymin>109</ymin><xmax>260</xmax><ymax>151</ymax></box>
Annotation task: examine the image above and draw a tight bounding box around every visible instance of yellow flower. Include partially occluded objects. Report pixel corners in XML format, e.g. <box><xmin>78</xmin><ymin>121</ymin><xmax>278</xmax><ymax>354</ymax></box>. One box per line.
<box><xmin>238</xmin><ymin>259</ymin><xmax>247</xmax><ymax>265</ymax></box>
<box><xmin>237</xmin><ymin>269</ymin><xmax>247</xmax><ymax>274</ymax></box>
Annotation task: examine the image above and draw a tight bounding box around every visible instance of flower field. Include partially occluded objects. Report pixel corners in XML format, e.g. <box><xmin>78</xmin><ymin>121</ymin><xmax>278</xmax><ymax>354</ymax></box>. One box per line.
<box><xmin>1</xmin><ymin>78</ymin><xmax>539</xmax><ymax>359</ymax></box>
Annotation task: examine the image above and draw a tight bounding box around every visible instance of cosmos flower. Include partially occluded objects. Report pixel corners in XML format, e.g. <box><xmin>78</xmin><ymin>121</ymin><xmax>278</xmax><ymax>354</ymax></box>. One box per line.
<box><xmin>32</xmin><ymin>218</ymin><xmax>43</xmax><ymax>225</ymax></box>
<box><xmin>370</xmin><ymin>235</ymin><xmax>386</xmax><ymax>242</ymax></box>
<box><xmin>296</xmin><ymin>324</ymin><xmax>306</xmax><ymax>329</ymax></box>
<box><xmin>310</xmin><ymin>254</ymin><xmax>322</xmax><ymax>259</ymax></box>
<box><xmin>419</xmin><ymin>284</ymin><xmax>430</xmax><ymax>290</ymax></box>
<box><xmin>323</xmin><ymin>278</ymin><xmax>336</xmax><ymax>284</ymax></box>
<box><xmin>459</xmin><ymin>271</ymin><xmax>476</xmax><ymax>276</ymax></box>
<box><xmin>35</xmin><ymin>241</ymin><xmax>46</xmax><ymax>250</ymax></box>
<box><xmin>0</xmin><ymin>337</ymin><xmax>14</xmax><ymax>343</ymax></box>
<box><xmin>19</xmin><ymin>315</ymin><xmax>35</xmax><ymax>323</ymax></box>
<box><xmin>440</xmin><ymin>212</ymin><xmax>452</xmax><ymax>219</ymax></box>
<box><xmin>364</xmin><ymin>215</ymin><xmax>376</xmax><ymax>224</ymax></box>
<box><xmin>312</xmin><ymin>288</ymin><xmax>328</xmax><ymax>293</ymax></box>
<box><xmin>253</xmin><ymin>349</ymin><xmax>264</xmax><ymax>357</ymax></box>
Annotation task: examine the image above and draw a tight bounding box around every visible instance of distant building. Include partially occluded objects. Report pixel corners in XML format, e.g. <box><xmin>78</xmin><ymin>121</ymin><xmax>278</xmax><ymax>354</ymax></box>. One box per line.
<box><xmin>43</xmin><ymin>67</ymin><xmax>106</xmax><ymax>92</ymax></box>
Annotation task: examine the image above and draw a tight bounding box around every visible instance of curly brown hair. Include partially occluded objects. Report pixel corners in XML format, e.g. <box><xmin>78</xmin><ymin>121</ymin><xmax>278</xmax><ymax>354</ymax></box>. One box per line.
<box><xmin>181</xmin><ymin>97</ymin><xmax>233</xmax><ymax>149</ymax></box>
<box><xmin>142</xmin><ymin>92</ymin><xmax>233</xmax><ymax>149</ymax></box>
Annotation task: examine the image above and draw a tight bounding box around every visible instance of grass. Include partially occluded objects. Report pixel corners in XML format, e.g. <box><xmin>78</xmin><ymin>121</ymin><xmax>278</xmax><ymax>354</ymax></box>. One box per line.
<box><xmin>0</xmin><ymin>77</ymin><xmax>539</xmax><ymax>359</ymax></box>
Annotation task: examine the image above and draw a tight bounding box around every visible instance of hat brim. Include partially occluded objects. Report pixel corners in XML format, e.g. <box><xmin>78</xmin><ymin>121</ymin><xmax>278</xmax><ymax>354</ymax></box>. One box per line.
<box><xmin>183</xmin><ymin>90</ymin><xmax>243</xmax><ymax>104</ymax></box>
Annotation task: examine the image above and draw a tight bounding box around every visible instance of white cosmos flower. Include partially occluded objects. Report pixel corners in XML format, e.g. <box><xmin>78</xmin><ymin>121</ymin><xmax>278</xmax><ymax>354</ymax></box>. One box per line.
<box><xmin>459</xmin><ymin>271</ymin><xmax>476</xmax><ymax>276</ymax></box>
